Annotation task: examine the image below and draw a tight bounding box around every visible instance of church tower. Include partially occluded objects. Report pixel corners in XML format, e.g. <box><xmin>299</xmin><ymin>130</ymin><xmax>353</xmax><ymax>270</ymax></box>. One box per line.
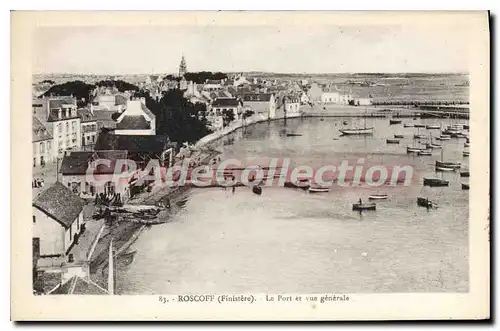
<box><xmin>179</xmin><ymin>55</ymin><xmax>187</xmax><ymax>77</ymax></box>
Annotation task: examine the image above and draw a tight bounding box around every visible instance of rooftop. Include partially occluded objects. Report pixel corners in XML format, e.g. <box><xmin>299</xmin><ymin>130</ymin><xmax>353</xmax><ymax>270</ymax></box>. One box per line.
<box><xmin>212</xmin><ymin>97</ymin><xmax>240</xmax><ymax>107</ymax></box>
<box><xmin>94</xmin><ymin>132</ymin><xmax>169</xmax><ymax>154</ymax></box>
<box><xmin>59</xmin><ymin>151</ymin><xmax>128</xmax><ymax>175</ymax></box>
<box><xmin>32</xmin><ymin>116</ymin><xmax>53</xmax><ymax>142</ymax></box>
<box><xmin>33</xmin><ymin>182</ymin><xmax>86</xmax><ymax>228</ymax></box>
<box><xmin>116</xmin><ymin>115</ymin><xmax>151</xmax><ymax>130</ymax></box>
<box><xmin>50</xmin><ymin>275</ymin><xmax>108</xmax><ymax>295</ymax></box>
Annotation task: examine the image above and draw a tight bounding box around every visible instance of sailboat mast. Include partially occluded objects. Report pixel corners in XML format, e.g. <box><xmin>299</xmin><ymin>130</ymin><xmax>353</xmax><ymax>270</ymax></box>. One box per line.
<box><xmin>108</xmin><ymin>240</ymin><xmax>115</xmax><ymax>295</ymax></box>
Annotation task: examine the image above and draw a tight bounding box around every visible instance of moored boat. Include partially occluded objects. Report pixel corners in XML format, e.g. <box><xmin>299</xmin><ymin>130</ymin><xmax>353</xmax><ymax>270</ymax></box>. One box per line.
<box><xmin>403</xmin><ymin>123</ymin><xmax>415</xmax><ymax>128</ymax></box>
<box><xmin>352</xmin><ymin>202</ymin><xmax>376</xmax><ymax>211</ymax></box>
<box><xmin>461</xmin><ymin>183</ymin><xmax>470</xmax><ymax>190</ymax></box>
<box><xmin>435</xmin><ymin>160</ymin><xmax>461</xmax><ymax>169</ymax></box>
<box><xmin>414</xmin><ymin>124</ymin><xmax>426</xmax><ymax>128</ymax></box>
<box><xmin>368</xmin><ymin>194</ymin><xmax>388</xmax><ymax>200</ymax></box>
<box><xmin>413</xmin><ymin>134</ymin><xmax>427</xmax><ymax>139</ymax></box>
<box><xmin>308</xmin><ymin>186</ymin><xmax>330</xmax><ymax>193</ymax></box>
<box><xmin>418</xmin><ymin>150</ymin><xmax>432</xmax><ymax>156</ymax></box>
<box><xmin>394</xmin><ymin>134</ymin><xmax>404</xmax><ymax>139</ymax></box>
<box><xmin>407</xmin><ymin>146</ymin><xmax>424</xmax><ymax>153</ymax></box>
<box><xmin>386</xmin><ymin>139</ymin><xmax>400</xmax><ymax>144</ymax></box>
<box><xmin>252</xmin><ymin>186</ymin><xmax>262</xmax><ymax>195</ymax></box>
<box><xmin>435</xmin><ymin>165</ymin><xmax>456</xmax><ymax>172</ymax></box>
<box><xmin>426</xmin><ymin>125</ymin><xmax>441</xmax><ymax>129</ymax></box>
<box><xmin>389</xmin><ymin>119</ymin><xmax>402</xmax><ymax>125</ymax></box>
<box><xmin>436</xmin><ymin>135</ymin><xmax>451</xmax><ymax>141</ymax></box>
<box><xmin>463</xmin><ymin>124</ymin><xmax>470</xmax><ymax>130</ymax></box>
<box><xmin>423</xmin><ymin>178</ymin><xmax>449</xmax><ymax>187</ymax></box>
<box><xmin>460</xmin><ymin>171</ymin><xmax>470</xmax><ymax>177</ymax></box>
<box><xmin>286</xmin><ymin>133</ymin><xmax>302</xmax><ymax>137</ymax></box>
<box><xmin>339</xmin><ymin>127</ymin><xmax>374</xmax><ymax>135</ymax></box>
<box><xmin>464</xmin><ymin>142</ymin><xmax>470</xmax><ymax>147</ymax></box>
<box><xmin>417</xmin><ymin>197</ymin><xmax>436</xmax><ymax>208</ymax></box>
<box><xmin>426</xmin><ymin>143</ymin><xmax>442</xmax><ymax>149</ymax></box>
<box><xmin>463</xmin><ymin>151</ymin><xmax>470</xmax><ymax>157</ymax></box>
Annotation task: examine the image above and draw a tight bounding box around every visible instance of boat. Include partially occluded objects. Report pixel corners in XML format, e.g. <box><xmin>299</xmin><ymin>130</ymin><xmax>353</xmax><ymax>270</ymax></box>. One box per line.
<box><xmin>407</xmin><ymin>146</ymin><xmax>424</xmax><ymax>153</ymax></box>
<box><xmin>343</xmin><ymin>120</ymin><xmax>348</xmax><ymax>125</ymax></box>
<box><xmin>435</xmin><ymin>160</ymin><xmax>461</xmax><ymax>169</ymax></box>
<box><xmin>286</xmin><ymin>133</ymin><xmax>302</xmax><ymax>137</ymax></box>
<box><xmin>464</xmin><ymin>142</ymin><xmax>470</xmax><ymax>147</ymax></box>
<box><xmin>403</xmin><ymin>123</ymin><xmax>415</xmax><ymax>128</ymax></box>
<box><xmin>463</xmin><ymin>151</ymin><xmax>470</xmax><ymax>157</ymax></box>
<box><xmin>414</xmin><ymin>134</ymin><xmax>427</xmax><ymax>139</ymax></box>
<box><xmin>352</xmin><ymin>202</ymin><xmax>376</xmax><ymax>211</ymax></box>
<box><xmin>368</xmin><ymin>194</ymin><xmax>388</xmax><ymax>200</ymax></box>
<box><xmin>418</xmin><ymin>150</ymin><xmax>432</xmax><ymax>156</ymax></box>
<box><xmin>339</xmin><ymin>127</ymin><xmax>374</xmax><ymax>135</ymax></box>
<box><xmin>389</xmin><ymin>119</ymin><xmax>402</xmax><ymax>125</ymax></box>
<box><xmin>435</xmin><ymin>165</ymin><xmax>456</xmax><ymax>172</ymax></box>
<box><xmin>386</xmin><ymin>139</ymin><xmax>400</xmax><ymax>144</ymax></box>
<box><xmin>436</xmin><ymin>135</ymin><xmax>451</xmax><ymax>141</ymax></box>
<box><xmin>463</xmin><ymin>124</ymin><xmax>470</xmax><ymax>130</ymax></box>
<box><xmin>460</xmin><ymin>171</ymin><xmax>470</xmax><ymax>177</ymax></box>
<box><xmin>466</xmin><ymin>138</ymin><xmax>470</xmax><ymax>143</ymax></box>
<box><xmin>423</xmin><ymin>178</ymin><xmax>449</xmax><ymax>187</ymax></box>
<box><xmin>417</xmin><ymin>197</ymin><xmax>436</xmax><ymax>209</ymax></box>
<box><xmin>426</xmin><ymin>125</ymin><xmax>441</xmax><ymax>130</ymax></box>
<box><xmin>426</xmin><ymin>143</ymin><xmax>442</xmax><ymax>149</ymax></box>
<box><xmin>462</xmin><ymin>183</ymin><xmax>470</xmax><ymax>190</ymax></box>
<box><xmin>252</xmin><ymin>186</ymin><xmax>262</xmax><ymax>195</ymax></box>
<box><xmin>414</xmin><ymin>124</ymin><xmax>426</xmax><ymax>128</ymax></box>
<box><xmin>308</xmin><ymin>186</ymin><xmax>330</xmax><ymax>193</ymax></box>
<box><xmin>394</xmin><ymin>134</ymin><xmax>404</xmax><ymax>139</ymax></box>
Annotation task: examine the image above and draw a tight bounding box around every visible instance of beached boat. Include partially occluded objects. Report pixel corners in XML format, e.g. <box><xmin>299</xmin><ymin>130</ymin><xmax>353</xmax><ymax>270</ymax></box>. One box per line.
<box><xmin>403</xmin><ymin>123</ymin><xmax>415</xmax><ymax>128</ymax></box>
<box><xmin>435</xmin><ymin>165</ymin><xmax>456</xmax><ymax>172</ymax></box>
<box><xmin>418</xmin><ymin>150</ymin><xmax>432</xmax><ymax>156</ymax></box>
<box><xmin>426</xmin><ymin>125</ymin><xmax>441</xmax><ymax>130</ymax></box>
<box><xmin>463</xmin><ymin>151</ymin><xmax>470</xmax><ymax>157</ymax></box>
<box><xmin>462</xmin><ymin>183</ymin><xmax>470</xmax><ymax>190</ymax></box>
<box><xmin>460</xmin><ymin>171</ymin><xmax>470</xmax><ymax>177</ymax></box>
<box><xmin>308</xmin><ymin>186</ymin><xmax>330</xmax><ymax>193</ymax></box>
<box><xmin>407</xmin><ymin>146</ymin><xmax>424</xmax><ymax>153</ymax></box>
<box><xmin>435</xmin><ymin>160</ymin><xmax>461</xmax><ymax>169</ymax></box>
<box><xmin>423</xmin><ymin>178</ymin><xmax>449</xmax><ymax>187</ymax></box>
<box><xmin>414</xmin><ymin>124</ymin><xmax>426</xmax><ymax>128</ymax></box>
<box><xmin>368</xmin><ymin>194</ymin><xmax>388</xmax><ymax>200</ymax></box>
<box><xmin>417</xmin><ymin>197</ymin><xmax>436</xmax><ymax>209</ymax></box>
<box><xmin>286</xmin><ymin>133</ymin><xmax>302</xmax><ymax>137</ymax></box>
<box><xmin>389</xmin><ymin>119</ymin><xmax>402</xmax><ymax>125</ymax></box>
<box><xmin>394</xmin><ymin>134</ymin><xmax>404</xmax><ymax>139</ymax></box>
<box><xmin>252</xmin><ymin>186</ymin><xmax>262</xmax><ymax>195</ymax></box>
<box><xmin>386</xmin><ymin>139</ymin><xmax>400</xmax><ymax>144</ymax></box>
<box><xmin>339</xmin><ymin>127</ymin><xmax>374</xmax><ymax>135</ymax></box>
<box><xmin>352</xmin><ymin>202</ymin><xmax>376</xmax><ymax>211</ymax></box>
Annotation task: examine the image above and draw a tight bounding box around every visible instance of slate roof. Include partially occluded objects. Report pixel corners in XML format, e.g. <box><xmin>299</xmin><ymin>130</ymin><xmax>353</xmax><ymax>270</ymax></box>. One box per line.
<box><xmin>59</xmin><ymin>151</ymin><xmax>128</xmax><ymax>175</ymax></box>
<box><xmin>241</xmin><ymin>93</ymin><xmax>273</xmax><ymax>102</ymax></box>
<box><xmin>77</xmin><ymin>108</ymin><xmax>97</xmax><ymax>123</ymax></box>
<box><xmin>95</xmin><ymin>133</ymin><xmax>169</xmax><ymax>154</ymax></box>
<box><xmin>50</xmin><ymin>275</ymin><xmax>108</xmax><ymax>295</ymax></box>
<box><xmin>212</xmin><ymin>98</ymin><xmax>240</xmax><ymax>107</ymax></box>
<box><xmin>140</xmin><ymin>102</ymin><xmax>155</xmax><ymax>119</ymax></box>
<box><xmin>115</xmin><ymin>94</ymin><xmax>128</xmax><ymax>106</ymax></box>
<box><xmin>33</xmin><ymin>182</ymin><xmax>86</xmax><ymax>228</ymax></box>
<box><xmin>116</xmin><ymin>115</ymin><xmax>151</xmax><ymax>130</ymax></box>
<box><xmin>93</xmin><ymin>110</ymin><xmax>117</xmax><ymax>129</ymax></box>
<box><xmin>32</xmin><ymin>116</ymin><xmax>53</xmax><ymax>142</ymax></box>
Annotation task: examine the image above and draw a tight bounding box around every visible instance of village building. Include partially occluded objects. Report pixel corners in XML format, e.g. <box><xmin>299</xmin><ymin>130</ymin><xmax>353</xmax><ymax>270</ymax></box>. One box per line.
<box><xmin>32</xmin><ymin>116</ymin><xmax>54</xmax><ymax>167</ymax></box>
<box><xmin>241</xmin><ymin>93</ymin><xmax>277</xmax><ymax>120</ymax></box>
<box><xmin>78</xmin><ymin>107</ymin><xmax>98</xmax><ymax>151</ymax></box>
<box><xmin>354</xmin><ymin>92</ymin><xmax>374</xmax><ymax>106</ymax></box>
<box><xmin>207</xmin><ymin>97</ymin><xmax>243</xmax><ymax>130</ymax></box>
<box><xmin>203</xmin><ymin>80</ymin><xmax>223</xmax><ymax>92</ymax></box>
<box><xmin>91</xmin><ymin>87</ymin><xmax>129</xmax><ymax>112</ymax></box>
<box><xmin>307</xmin><ymin>82</ymin><xmax>323</xmax><ymax>103</ymax></box>
<box><xmin>284</xmin><ymin>96</ymin><xmax>301</xmax><ymax>117</ymax></box>
<box><xmin>33</xmin><ymin>96</ymin><xmax>82</xmax><ymax>158</ymax></box>
<box><xmin>32</xmin><ymin>182</ymin><xmax>87</xmax><ymax>258</ymax></box>
<box><xmin>114</xmin><ymin>99</ymin><xmax>156</xmax><ymax>136</ymax></box>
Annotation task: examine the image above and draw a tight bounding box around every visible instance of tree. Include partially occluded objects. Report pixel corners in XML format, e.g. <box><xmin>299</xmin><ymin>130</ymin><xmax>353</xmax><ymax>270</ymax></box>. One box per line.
<box><xmin>95</xmin><ymin>80</ymin><xmax>139</xmax><ymax>92</ymax></box>
<box><xmin>221</xmin><ymin>109</ymin><xmax>235</xmax><ymax>127</ymax></box>
<box><xmin>42</xmin><ymin>80</ymin><xmax>94</xmax><ymax>107</ymax></box>
<box><xmin>183</xmin><ymin>71</ymin><xmax>228</xmax><ymax>84</ymax></box>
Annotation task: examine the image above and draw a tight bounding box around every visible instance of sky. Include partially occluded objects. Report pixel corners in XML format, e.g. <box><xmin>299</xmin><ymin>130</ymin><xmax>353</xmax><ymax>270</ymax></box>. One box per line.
<box><xmin>33</xmin><ymin>25</ymin><xmax>469</xmax><ymax>75</ymax></box>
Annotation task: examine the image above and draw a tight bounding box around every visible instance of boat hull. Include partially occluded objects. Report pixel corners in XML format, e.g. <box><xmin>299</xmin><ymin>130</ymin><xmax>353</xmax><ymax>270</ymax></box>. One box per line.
<box><xmin>460</xmin><ymin>171</ymin><xmax>470</xmax><ymax>177</ymax></box>
<box><xmin>436</xmin><ymin>160</ymin><xmax>461</xmax><ymax>169</ymax></box>
<box><xmin>423</xmin><ymin>178</ymin><xmax>449</xmax><ymax>187</ymax></box>
<box><xmin>417</xmin><ymin>197</ymin><xmax>434</xmax><ymax>208</ymax></box>
<box><xmin>309</xmin><ymin>187</ymin><xmax>330</xmax><ymax>193</ymax></box>
<box><xmin>462</xmin><ymin>183</ymin><xmax>470</xmax><ymax>190</ymax></box>
<box><xmin>394</xmin><ymin>134</ymin><xmax>404</xmax><ymax>139</ymax></box>
<box><xmin>386</xmin><ymin>139</ymin><xmax>400</xmax><ymax>144</ymax></box>
<box><xmin>352</xmin><ymin>203</ymin><xmax>376</xmax><ymax>211</ymax></box>
<box><xmin>339</xmin><ymin>127</ymin><xmax>374</xmax><ymax>135</ymax></box>
<box><xmin>368</xmin><ymin>195</ymin><xmax>388</xmax><ymax>200</ymax></box>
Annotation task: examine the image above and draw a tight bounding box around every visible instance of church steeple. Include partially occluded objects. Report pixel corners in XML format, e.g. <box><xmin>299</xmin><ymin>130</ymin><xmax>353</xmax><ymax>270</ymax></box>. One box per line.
<box><xmin>179</xmin><ymin>55</ymin><xmax>187</xmax><ymax>77</ymax></box>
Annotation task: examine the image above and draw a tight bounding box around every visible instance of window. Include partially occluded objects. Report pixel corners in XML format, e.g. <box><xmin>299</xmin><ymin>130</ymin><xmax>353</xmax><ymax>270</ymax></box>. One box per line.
<box><xmin>46</xmin><ymin>141</ymin><xmax>51</xmax><ymax>151</ymax></box>
<box><xmin>66</xmin><ymin>122</ymin><xmax>69</xmax><ymax>132</ymax></box>
<box><xmin>69</xmin><ymin>224</ymin><xmax>72</xmax><ymax>239</ymax></box>
<box><xmin>77</xmin><ymin>214</ymin><xmax>80</xmax><ymax>230</ymax></box>
<box><xmin>57</xmin><ymin>123</ymin><xmax>62</xmax><ymax>134</ymax></box>
<box><xmin>39</xmin><ymin>142</ymin><xmax>44</xmax><ymax>154</ymax></box>
<box><xmin>33</xmin><ymin>215</ymin><xmax>36</xmax><ymax>224</ymax></box>
<box><xmin>72</xmin><ymin>121</ymin><xmax>77</xmax><ymax>131</ymax></box>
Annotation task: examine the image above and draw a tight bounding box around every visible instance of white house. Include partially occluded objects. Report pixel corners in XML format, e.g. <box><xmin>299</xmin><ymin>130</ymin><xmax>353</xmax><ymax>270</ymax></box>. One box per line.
<box><xmin>284</xmin><ymin>96</ymin><xmax>301</xmax><ymax>117</ymax></box>
<box><xmin>321</xmin><ymin>91</ymin><xmax>340</xmax><ymax>103</ymax></box>
<box><xmin>32</xmin><ymin>116</ymin><xmax>53</xmax><ymax>167</ymax></box>
<box><xmin>300</xmin><ymin>91</ymin><xmax>310</xmax><ymax>105</ymax></box>
<box><xmin>241</xmin><ymin>93</ymin><xmax>277</xmax><ymax>120</ymax></box>
<box><xmin>115</xmin><ymin>99</ymin><xmax>156</xmax><ymax>136</ymax></box>
<box><xmin>32</xmin><ymin>182</ymin><xmax>87</xmax><ymax>258</ymax></box>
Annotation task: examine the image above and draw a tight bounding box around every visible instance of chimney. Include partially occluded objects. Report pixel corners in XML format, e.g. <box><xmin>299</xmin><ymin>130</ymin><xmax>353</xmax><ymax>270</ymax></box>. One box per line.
<box><xmin>90</xmin><ymin>103</ymin><xmax>94</xmax><ymax>115</ymax></box>
<box><xmin>65</xmin><ymin>108</ymin><xmax>69</xmax><ymax>118</ymax></box>
<box><xmin>58</xmin><ymin>109</ymin><xmax>62</xmax><ymax>120</ymax></box>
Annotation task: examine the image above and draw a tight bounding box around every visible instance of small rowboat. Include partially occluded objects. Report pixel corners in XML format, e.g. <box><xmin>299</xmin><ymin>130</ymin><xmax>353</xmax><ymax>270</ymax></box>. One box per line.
<box><xmin>308</xmin><ymin>186</ymin><xmax>330</xmax><ymax>193</ymax></box>
<box><xmin>463</xmin><ymin>124</ymin><xmax>470</xmax><ymax>130</ymax></box>
<box><xmin>414</xmin><ymin>124</ymin><xmax>426</xmax><ymax>128</ymax></box>
<box><xmin>426</xmin><ymin>143</ymin><xmax>442</xmax><ymax>149</ymax></box>
<box><xmin>343</xmin><ymin>121</ymin><xmax>348</xmax><ymax>125</ymax></box>
<box><xmin>403</xmin><ymin>123</ymin><xmax>415</xmax><ymax>128</ymax></box>
<box><xmin>463</xmin><ymin>151</ymin><xmax>470</xmax><ymax>157</ymax></box>
<box><xmin>417</xmin><ymin>197</ymin><xmax>437</xmax><ymax>209</ymax></box>
<box><xmin>436</xmin><ymin>160</ymin><xmax>461</xmax><ymax>169</ymax></box>
<box><xmin>352</xmin><ymin>202</ymin><xmax>376</xmax><ymax>211</ymax></box>
<box><xmin>436</xmin><ymin>135</ymin><xmax>451</xmax><ymax>141</ymax></box>
<box><xmin>464</xmin><ymin>142</ymin><xmax>470</xmax><ymax>147</ymax></box>
<box><xmin>389</xmin><ymin>119</ymin><xmax>402</xmax><ymax>125</ymax></box>
<box><xmin>368</xmin><ymin>194</ymin><xmax>388</xmax><ymax>200</ymax></box>
<box><xmin>466</xmin><ymin>138</ymin><xmax>470</xmax><ymax>143</ymax></box>
<box><xmin>460</xmin><ymin>171</ymin><xmax>470</xmax><ymax>177</ymax></box>
<box><xmin>436</xmin><ymin>165</ymin><xmax>456</xmax><ymax>172</ymax></box>
<box><xmin>423</xmin><ymin>178</ymin><xmax>449</xmax><ymax>187</ymax></box>
<box><xmin>339</xmin><ymin>127</ymin><xmax>374</xmax><ymax>135</ymax></box>
<box><xmin>394</xmin><ymin>134</ymin><xmax>404</xmax><ymax>139</ymax></box>
<box><xmin>407</xmin><ymin>146</ymin><xmax>424</xmax><ymax>153</ymax></box>
<box><xmin>426</xmin><ymin>125</ymin><xmax>441</xmax><ymax>129</ymax></box>
<box><xmin>286</xmin><ymin>133</ymin><xmax>302</xmax><ymax>137</ymax></box>
<box><xmin>414</xmin><ymin>134</ymin><xmax>427</xmax><ymax>139</ymax></box>
<box><xmin>418</xmin><ymin>150</ymin><xmax>432</xmax><ymax>156</ymax></box>
<box><xmin>462</xmin><ymin>183</ymin><xmax>470</xmax><ymax>190</ymax></box>
<box><xmin>386</xmin><ymin>139</ymin><xmax>400</xmax><ymax>144</ymax></box>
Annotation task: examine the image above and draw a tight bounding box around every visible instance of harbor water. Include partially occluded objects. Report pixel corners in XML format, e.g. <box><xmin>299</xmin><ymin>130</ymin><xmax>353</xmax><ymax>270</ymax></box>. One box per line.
<box><xmin>118</xmin><ymin>117</ymin><xmax>469</xmax><ymax>294</ymax></box>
